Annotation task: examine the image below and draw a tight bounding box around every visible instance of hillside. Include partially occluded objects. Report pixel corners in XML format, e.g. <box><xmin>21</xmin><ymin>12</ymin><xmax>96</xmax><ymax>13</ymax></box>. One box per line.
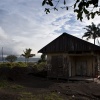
<box><xmin>0</xmin><ymin>57</ymin><xmax>40</xmax><ymax>62</ymax></box>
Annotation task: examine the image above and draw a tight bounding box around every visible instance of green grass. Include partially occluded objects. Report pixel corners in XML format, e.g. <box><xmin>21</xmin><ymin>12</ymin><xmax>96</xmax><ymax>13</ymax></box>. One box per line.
<box><xmin>10</xmin><ymin>84</ymin><xmax>24</xmax><ymax>90</ymax></box>
<box><xmin>20</xmin><ymin>92</ymin><xmax>34</xmax><ymax>100</ymax></box>
<box><xmin>44</xmin><ymin>92</ymin><xmax>63</xmax><ymax>100</ymax></box>
<box><xmin>0</xmin><ymin>80</ymin><xmax>24</xmax><ymax>90</ymax></box>
<box><xmin>0</xmin><ymin>62</ymin><xmax>27</xmax><ymax>68</ymax></box>
<box><xmin>0</xmin><ymin>80</ymin><xmax>9</xmax><ymax>88</ymax></box>
<box><xmin>19</xmin><ymin>92</ymin><xmax>64</xmax><ymax>100</ymax></box>
<box><xmin>0</xmin><ymin>79</ymin><xmax>65</xmax><ymax>100</ymax></box>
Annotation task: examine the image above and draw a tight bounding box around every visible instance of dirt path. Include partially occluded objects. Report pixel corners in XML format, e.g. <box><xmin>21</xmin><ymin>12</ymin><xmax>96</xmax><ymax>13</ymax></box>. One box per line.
<box><xmin>1</xmin><ymin>75</ymin><xmax>100</xmax><ymax>100</ymax></box>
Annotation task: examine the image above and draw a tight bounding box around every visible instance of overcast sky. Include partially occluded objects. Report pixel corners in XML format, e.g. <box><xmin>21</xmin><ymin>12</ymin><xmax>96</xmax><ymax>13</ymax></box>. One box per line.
<box><xmin>0</xmin><ymin>0</ymin><xmax>100</xmax><ymax>57</ymax></box>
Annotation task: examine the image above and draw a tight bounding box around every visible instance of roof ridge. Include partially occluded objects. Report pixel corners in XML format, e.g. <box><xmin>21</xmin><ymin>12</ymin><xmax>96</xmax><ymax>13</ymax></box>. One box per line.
<box><xmin>38</xmin><ymin>32</ymin><xmax>100</xmax><ymax>53</ymax></box>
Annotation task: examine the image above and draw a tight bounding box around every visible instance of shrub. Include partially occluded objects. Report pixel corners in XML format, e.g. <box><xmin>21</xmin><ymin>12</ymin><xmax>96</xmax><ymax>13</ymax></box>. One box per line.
<box><xmin>30</xmin><ymin>62</ymin><xmax>47</xmax><ymax>77</ymax></box>
<box><xmin>0</xmin><ymin>62</ymin><xmax>28</xmax><ymax>68</ymax></box>
<box><xmin>27</xmin><ymin>62</ymin><xmax>36</xmax><ymax>67</ymax></box>
<box><xmin>0</xmin><ymin>64</ymin><xmax>11</xmax><ymax>79</ymax></box>
<box><xmin>0</xmin><ymin>63</ymin><xmax>11</xmax><ymax>68</ymax></box>
<box><xmin>14</xmin><ymin>62</ymin><xmax>27</xmax><ymax>67</ymax></box>
<box><xmin>36</xmin><ymin>62</ymin><xmax>47</xmax><ymax>71</ymax></box>
<box><xmin>8</xmin><ymin>66</ymin><xmax>29</xmax><ymax>80</ymax></box>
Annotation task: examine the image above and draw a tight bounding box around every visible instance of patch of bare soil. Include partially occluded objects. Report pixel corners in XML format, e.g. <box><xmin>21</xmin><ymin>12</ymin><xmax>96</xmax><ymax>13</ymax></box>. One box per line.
<box><xmin>1</xmin><ymin>75</ymin><xmax>100</xmax><ymax>100</ymax></box>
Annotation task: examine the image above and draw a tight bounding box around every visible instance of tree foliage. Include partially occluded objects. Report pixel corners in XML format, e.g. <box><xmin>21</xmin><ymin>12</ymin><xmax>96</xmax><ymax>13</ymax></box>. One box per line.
<box><xmin>42</xmin><ymin>0</ymin><xmax>100</xmax><ymax>21</ymax></box>
<box><xmin>41</xmin><ymin>54</ymin><xmax>46</xmax><ymax>61</ymax></box>
<box><xmin>38</xmin><ymin>54</ymin><xmax>46</xmax><ymax>63</ymax></box>
<box><xmin>21</xmin><ymin>48</ymin><xmax>35</xmax><ymax>63</ymax></box>
<box><xmin>82</xmin><ymin>22</ymin><xmax>100</xmax><ymax>44</ymax></box>
<box><xmin>5</xmin><ymin>55</ymin><xmax>17</xmax><ymax>63</ymax></box>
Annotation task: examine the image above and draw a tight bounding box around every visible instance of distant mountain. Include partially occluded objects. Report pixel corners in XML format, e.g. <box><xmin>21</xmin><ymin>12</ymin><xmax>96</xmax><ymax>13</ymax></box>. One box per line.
<box><xmin>17</xmin><ymin>57</ymin><xmax>40</xmax><ymax>62</ymax></box>
<box><xmin>0</xmin><ymin>57</ymin><xmax>40</xmax><ymax>62</ymax></box>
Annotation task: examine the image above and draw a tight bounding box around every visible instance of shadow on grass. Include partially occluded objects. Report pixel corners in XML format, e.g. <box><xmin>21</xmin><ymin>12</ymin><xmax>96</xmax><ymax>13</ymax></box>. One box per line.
<box><xmin>0</xmin><ymin>66</ymin><xmax>55</xmax><ymax>89</ymax></box>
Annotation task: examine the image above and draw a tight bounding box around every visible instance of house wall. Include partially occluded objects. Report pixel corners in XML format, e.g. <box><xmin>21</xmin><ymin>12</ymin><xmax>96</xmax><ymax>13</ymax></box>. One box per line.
<box><xmin>46</xmin><ymin>53</ymin><xmax>98</xmax><ymax>78</ymax></box>
<box><xmin>47</xmin><ymin>53</ymin><xmax>69</xmax><ymax>78</ymax></box>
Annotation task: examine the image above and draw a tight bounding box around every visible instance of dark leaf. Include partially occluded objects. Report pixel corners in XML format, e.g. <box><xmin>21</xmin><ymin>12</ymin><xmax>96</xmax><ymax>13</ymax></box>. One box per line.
<box><xmin>66</xmin><ymin>7</ymin><xmax>68</xmax><ymax>10</ymax></box>
<box><xmin>96</xmin><ymin>11</ymin><xmax>100</xmax><ymax>14</ymax></box>
<box><xmin>74</xmin><ymin>9</ymin><xmax>79</xmax><ymax>13</ymax></box>
<box><xmin>64</xmin><ymin>0</ymin><xmax>66</xmax><ymax>5</ymax></box>
<box><xmin>76</xmin><ymin>0</ymin><xmax>80</xmax><ymax>3</ymax></box>
<box><xmin>46</xmin><ymin>2</ymin><xmax>49</xmax><ymax>5</ymax></box>
<box><xmin>83</xmin><ymin>8</ymin><xmax>89</xmax><ymax>14</ymax></box>
<box><xmin>91</xmin><ymin>13</ymin><xmax>95</xmax><ymax>19</ymax></box>
<box><xmin>54</xmin><ymin>7</ymin><xmax>58</xmax><ymax>11</ymax></box>
<box><xmin>48</xmin><ymin>0</ymin><xmax>53</xmax><ymax>6</ymax></box>
<box><xmin>78</xmin><ymin>2</ymin><xmax>84</xmax><ymax>12</ymax></box>
<box><xmin>42</xmin><ymin>0</ymin><xmax>46</xmax><ymax>6</ymax></box>
<box><xmin>45</xmin><ymin>8</ymin><xmax>50</xmax><ymax>14</ymax></box>
<box><xmin>86</xmin><ymin>2</ymin><xmax>89</xmax><ymax>8</ymax></box>
<box><xmin>87</xmin><ymin>15</ymin><xmax>90</xmax><ymax>20</ymax></box>
<box><xmin>80</xmin><ymin>17</ymin><xmax>83</xmax><ymax>21</ymax></box>
<box><xmin>77</xmin><ymin>11</ymin><xmax>83</xmax><ymax>21</ymax></box>
<box><xmin>74</xmin><ymin>3</ymin><xmax>76</xmax><ymax>8</ymax></box>
<box><xmin>88</xmin><ymin>1</ymin><xmax>92</xmax><ymax>4</ymax></box>
<box><xmin>92</xmin><ymin>0</ymin><xmax>98</xmax><ymax>7</ymax></box>
<box><xmin>78</xmin><ymin>2</ymin><xmax>83</xmax><ymax>8</ymax></box>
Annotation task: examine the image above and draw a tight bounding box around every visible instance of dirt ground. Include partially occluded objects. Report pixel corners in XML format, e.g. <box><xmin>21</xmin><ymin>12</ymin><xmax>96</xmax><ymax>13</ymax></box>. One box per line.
<box><xmin>1</xmin><ymin>75</ymin><xmax>100</xmax><ymax>100</ymax></box>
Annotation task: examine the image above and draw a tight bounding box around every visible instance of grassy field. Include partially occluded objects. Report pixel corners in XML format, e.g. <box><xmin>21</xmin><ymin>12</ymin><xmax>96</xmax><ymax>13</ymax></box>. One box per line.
<box><xmin>0</xmin><ymin>78</ymin><xmax>64</xmax><ymax>100</ymax></box>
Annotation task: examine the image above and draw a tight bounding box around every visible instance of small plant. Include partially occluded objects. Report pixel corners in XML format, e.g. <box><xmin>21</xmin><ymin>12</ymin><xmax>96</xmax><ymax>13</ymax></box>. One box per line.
<box><xmin>36</xmin><ymin>62</ymin><xmax>46</xmax><ymax>71</ymax></box>
<box><xmin>11</xmin><ymin>84</ymin><xmax>24</xmax><ymax>90</ymax></box>
<box><xmin>20</xmin><ymin>92</ymin><xmax>34</xmax><ymax>100</ymax></box>
<box><xmin>38</xmin><ymin>53</ymin><xmax>46</xmax><ymax>63</ymax></box>
<box><xmin>14</xmin><ymin>62</ymin><xmax>27</xmax><ymax>67</ymax></box>
<box><xmin>44</xmin><ymin>92</ymin><xmax>63</xmax><ymax>100</ymax></box>
<box><xmin>20</xmin><ymin>92</ymin><xmax>63</xmax><ymax>100</ymax></box>
<box><xmin>0</xmin><ymin>80</ymin><xmax>9</xmax><ymax>88</ymax></box>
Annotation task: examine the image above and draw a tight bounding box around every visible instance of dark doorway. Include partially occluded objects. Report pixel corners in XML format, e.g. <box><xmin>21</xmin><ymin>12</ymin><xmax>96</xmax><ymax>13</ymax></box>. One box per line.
<box><xmin>76</xmin><ymin>61</ymin><xmax>87</xmax><ymax>76</ymax></box>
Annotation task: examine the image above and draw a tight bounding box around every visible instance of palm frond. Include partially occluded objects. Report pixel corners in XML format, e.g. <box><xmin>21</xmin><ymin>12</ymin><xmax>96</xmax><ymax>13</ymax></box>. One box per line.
<box><xmin>21</xmin><ymin>54</ymin><xmax>25</xmax><ymax>56</ymax></box>
<box><xmin>82</xmin><ymin>32</ymin><xmax>91</xmax><ymax>38</ymax></box>
<box><xmin>86</xmin><ymin>35</ymin><xmax>91</xmax><ymax>40</ymax></box>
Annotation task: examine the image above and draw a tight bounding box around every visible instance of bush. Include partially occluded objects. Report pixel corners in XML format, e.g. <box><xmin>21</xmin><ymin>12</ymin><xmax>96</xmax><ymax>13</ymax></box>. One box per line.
<box><xmin>36</xmin><ymin>62</ymin><xmax>47</xmax><ymax>71</ymax></box>
<box><xmin>27</xmin><ymin>62</ymin><xmax>36</xmax><ymax>67</ymax></box>
<box><xmin>29</xmin><ymin>62</ymin><xmax>47</xmax><ymax>77</ymax></box>
<box><xmin>0</xmin><ymin>64</ymin><xmax>11</xmax><ymax>79</ymax></box>
<box><xmin>0</xmin><ymin>63</ymin><xmax>11</xmax><ymax>68</ymax></box>
<box><xmin>8</xmin><ymin>66</ymin><xmax>30</xmax><ymax>81</ymax></box>
<box><xmin>0</xmin><ymin>62</ymin><xmax>27</xmax><ymax>68</ymax></box>
<box><xmin>14</xmin><ymin>62</ymin><xmax>27</xmax><ymax>67</ymax></box>
<box><xmin>0</xmin><ymin>62</ymin><xmax>28</xmax><ymax>80</ymax></box>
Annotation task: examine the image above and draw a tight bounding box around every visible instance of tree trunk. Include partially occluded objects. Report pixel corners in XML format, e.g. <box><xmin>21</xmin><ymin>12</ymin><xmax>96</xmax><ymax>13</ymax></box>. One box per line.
<box><xmin>93</xmin><ymin>33</ymin><xmax>96</xmax><ymax>45</ymax></box>
<box><xmin>25</xmin><ymin>58</ymin><xmax>26</xmax><ymax>63</ymax></box>
<box><xmin>26</xmin><ymin>58</ymin><xmax>29</xmax><ymax>66</ymax></box>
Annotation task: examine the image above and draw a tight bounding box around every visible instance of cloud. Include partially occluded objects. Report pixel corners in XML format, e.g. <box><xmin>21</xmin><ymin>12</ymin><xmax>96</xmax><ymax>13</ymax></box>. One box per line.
<box><xmin>0</xmin><ymin>27</ymin><xmax>21</xmax><ymax>56</ymax></box>
<box><xmin>0</xmin><ymin>0</ymin><xmax>99</xmax><ymax>57</ymax></box>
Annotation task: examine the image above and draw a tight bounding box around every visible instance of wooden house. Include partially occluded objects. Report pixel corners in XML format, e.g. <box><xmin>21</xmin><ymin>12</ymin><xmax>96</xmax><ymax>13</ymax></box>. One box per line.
<box><xmin>38</xmin><ymin>33</ymin><xmax>100</xmax><ymax>79</ymax></box>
